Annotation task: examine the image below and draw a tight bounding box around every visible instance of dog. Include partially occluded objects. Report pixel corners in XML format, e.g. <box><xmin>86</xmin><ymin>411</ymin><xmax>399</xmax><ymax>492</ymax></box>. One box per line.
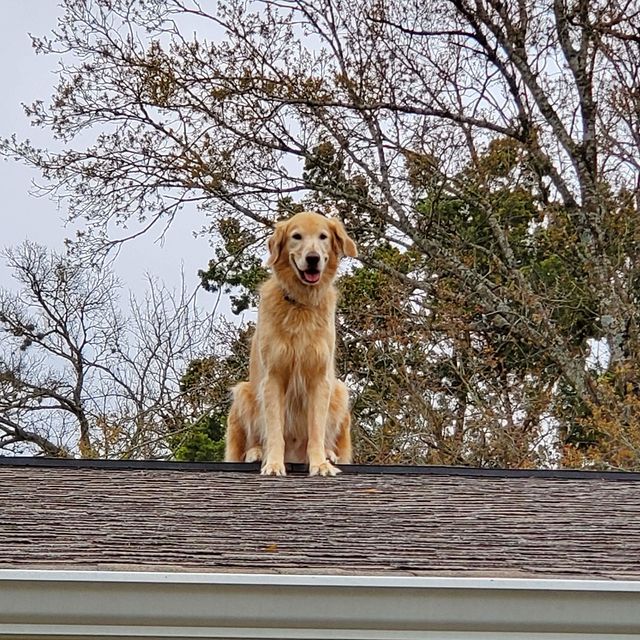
<box><xmin>225</xmin><ymin>211</ymin><xmax>357</xmax><ymax>476</ymax></box>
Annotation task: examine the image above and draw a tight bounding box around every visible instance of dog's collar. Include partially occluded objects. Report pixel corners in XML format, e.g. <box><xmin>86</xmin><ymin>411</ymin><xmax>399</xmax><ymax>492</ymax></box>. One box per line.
<box><xmin>282</xmin><ymin>289</ymin><xmax>301</xmax><ymax>306</ymax></box>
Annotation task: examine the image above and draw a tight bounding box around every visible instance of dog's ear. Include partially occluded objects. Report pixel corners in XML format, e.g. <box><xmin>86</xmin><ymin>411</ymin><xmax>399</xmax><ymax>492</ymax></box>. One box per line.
<box><xmin>329</xmin><ymin>218</ymin><xmax>358</xmax><ymax>258</ymax></box>
<box><xmin>267</xmin><ymin>221</ymin><xmax>288</xmax><ymax>267</ymax></box>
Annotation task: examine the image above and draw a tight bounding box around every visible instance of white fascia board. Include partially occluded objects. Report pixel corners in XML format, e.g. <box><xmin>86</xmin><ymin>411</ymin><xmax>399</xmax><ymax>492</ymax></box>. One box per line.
<box><xmin>0</xmin><ymin>570</ymin><xmax>639</xmax><ymax>639</ymax></box>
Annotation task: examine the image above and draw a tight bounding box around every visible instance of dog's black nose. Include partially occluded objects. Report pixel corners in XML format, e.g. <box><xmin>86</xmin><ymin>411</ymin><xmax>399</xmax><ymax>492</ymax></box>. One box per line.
<box><xmin>306</xmin><ymin>253</ymin><xmax>320</xmax><ymax>269</ymax></box>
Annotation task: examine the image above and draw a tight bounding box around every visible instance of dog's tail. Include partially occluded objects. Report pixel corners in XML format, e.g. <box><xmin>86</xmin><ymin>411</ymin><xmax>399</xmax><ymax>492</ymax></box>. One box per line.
<box><xmin>328</xmin><ymin>381</ymin><xmax>352</xmax><ymax>464</ymax></box>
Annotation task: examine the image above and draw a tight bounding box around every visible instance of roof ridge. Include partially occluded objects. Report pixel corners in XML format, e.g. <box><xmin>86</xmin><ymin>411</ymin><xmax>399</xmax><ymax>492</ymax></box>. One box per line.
<box><xmin>1</xmin><ymin>456</ymin><xmax>639</xmax><ymax>481</ymax></box>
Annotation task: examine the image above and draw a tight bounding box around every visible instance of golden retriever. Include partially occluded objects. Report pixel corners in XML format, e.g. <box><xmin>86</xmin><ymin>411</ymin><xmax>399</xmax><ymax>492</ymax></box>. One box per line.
<box><xmin>225</xmin><ymin>211</ymin><xmax>357</xmax><ymax>476</ymax></box>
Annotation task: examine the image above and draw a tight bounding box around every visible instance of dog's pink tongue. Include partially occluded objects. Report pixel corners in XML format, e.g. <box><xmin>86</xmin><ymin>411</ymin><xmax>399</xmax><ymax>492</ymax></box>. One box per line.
<box><xmin>304</xmin><ymin>271</ymin><xmax>321</xmax><ymax>283</ymax></box>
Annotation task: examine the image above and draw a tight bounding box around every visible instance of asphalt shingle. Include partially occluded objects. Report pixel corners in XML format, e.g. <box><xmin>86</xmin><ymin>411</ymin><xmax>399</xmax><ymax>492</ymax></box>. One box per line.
<box><xmin>1</xmin><ymin>460</ymin><xmax>639</xmax><ymax>579</ymax></box>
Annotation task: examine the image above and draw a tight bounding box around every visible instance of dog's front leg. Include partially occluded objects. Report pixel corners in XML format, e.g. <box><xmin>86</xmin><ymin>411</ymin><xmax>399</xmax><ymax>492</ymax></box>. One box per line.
<box><xmin>307</xmin><ymin>378</ymin><xmax>340</xmax><ymax>476</ymax></box>
<box><xmin>260</xmin><ymin>376</ymin><xmax>287</xmax><ymax>476</ymax></box>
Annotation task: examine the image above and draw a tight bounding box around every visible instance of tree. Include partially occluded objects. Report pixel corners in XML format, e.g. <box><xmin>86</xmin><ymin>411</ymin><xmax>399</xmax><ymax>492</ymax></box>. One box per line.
<box><xmin>0</xmin><ymin>242</ymin><xmax>214</xmax><ymax>458</ymax></box>
<box><xmin>3</xmin><ymin>0</ymin><xmax>640</xmax><ymax>467</ymax></box>
<box><xmin>169</xmin><ymin>323</ymin><xmax>252</xmax><ymax>462</ymax></box>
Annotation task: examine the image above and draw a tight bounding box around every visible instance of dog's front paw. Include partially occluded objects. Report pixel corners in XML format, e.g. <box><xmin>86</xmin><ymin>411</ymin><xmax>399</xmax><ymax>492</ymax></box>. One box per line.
<box><xmin>245</xmin><ymin>446</ymin><xmax>263</xmax><ymax>463</ymax></box>
<box><xmin>261</xmin><ymin>461</ymin><xmax>287</xmax><ymax>476</ymax></box>
<box><xmin>309</xmin><ymin>460</ymin><xmax>341</xmax><ymax>477</ymax></box>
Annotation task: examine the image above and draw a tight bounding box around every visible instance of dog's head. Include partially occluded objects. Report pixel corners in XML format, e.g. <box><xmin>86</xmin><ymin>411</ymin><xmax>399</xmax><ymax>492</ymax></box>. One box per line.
<box><xmin>267</xmin><ymin>212</ymin><xmax>357</xmax><ymax>288</ymax></box>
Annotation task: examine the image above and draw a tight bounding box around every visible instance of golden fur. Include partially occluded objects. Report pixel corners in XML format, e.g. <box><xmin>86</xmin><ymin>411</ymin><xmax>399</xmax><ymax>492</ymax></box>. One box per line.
<box><xmin>225</xmin><ymin>211</ymin><xmax>357</xmax><ymax>476</ymax></box>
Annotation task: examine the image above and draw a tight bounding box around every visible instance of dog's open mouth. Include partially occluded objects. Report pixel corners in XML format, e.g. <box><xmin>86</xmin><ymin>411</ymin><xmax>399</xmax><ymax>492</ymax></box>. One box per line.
<box><xmin>301</xmin><ymin>269</ymin><xmax>321</xmax><ymax>284</ymax></box>
<box><xmin>294</xmin><ymin>263</ymin><xmax>322</xmax><ymax>285</ymax></box>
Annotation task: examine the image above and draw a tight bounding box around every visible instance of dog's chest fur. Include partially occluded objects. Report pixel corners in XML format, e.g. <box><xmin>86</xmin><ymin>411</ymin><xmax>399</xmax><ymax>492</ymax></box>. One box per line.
<box><xmin>260</xmin><ymin>295</ymin><xmax>336</xmax><ymax>378</ymax></box>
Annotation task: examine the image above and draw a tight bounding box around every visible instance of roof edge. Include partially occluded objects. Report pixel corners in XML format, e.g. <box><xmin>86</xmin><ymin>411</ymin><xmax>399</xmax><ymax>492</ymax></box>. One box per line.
<box><xmin>0</xmin><ymin>570</ymin><xmax>639</xmax><ymax>639</ymax></box>
<box><xmin>1</xmin><ymin>455</ymin><xmax>640</xmax><ymax>480</ymax></box>
<box><xmin>2</xmin><ymin>569</ymin><xmax>640</xmax><ymax>591</ymax></box>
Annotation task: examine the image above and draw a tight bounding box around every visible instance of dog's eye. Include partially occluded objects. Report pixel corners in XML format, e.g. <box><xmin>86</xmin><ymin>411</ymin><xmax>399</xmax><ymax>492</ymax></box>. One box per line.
<box><xmin>319</xmin><ymin>233</ymin><xmax>328</xmax><ymax>240</ymax></box>
<box><xmin>292</xmin><ymin>233</ymin><xmax>302</xmax><ymax>240</ymax></box>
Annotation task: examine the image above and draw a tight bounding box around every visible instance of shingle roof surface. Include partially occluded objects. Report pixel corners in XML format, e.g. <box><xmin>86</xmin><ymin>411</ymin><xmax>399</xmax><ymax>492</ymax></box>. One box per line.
<box><xmin>1</xmin><ymin>460</ymin><xmax>639</xmax><ymax>579</ymax></box>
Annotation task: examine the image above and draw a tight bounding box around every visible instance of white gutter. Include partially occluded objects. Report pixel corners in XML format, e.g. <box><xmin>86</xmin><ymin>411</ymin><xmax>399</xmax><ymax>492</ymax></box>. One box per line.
<box><xmin>0</xmin><ymin>570</ymin><xmax>639</xmax><ymax>639</ymax></box>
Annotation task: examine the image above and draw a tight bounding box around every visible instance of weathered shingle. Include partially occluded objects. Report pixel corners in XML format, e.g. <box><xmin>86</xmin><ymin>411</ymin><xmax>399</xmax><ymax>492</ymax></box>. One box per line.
<box><xmin>1</xmin><ymin>460</ymin><xmax>639</xmax><ymax>579</ymax></box>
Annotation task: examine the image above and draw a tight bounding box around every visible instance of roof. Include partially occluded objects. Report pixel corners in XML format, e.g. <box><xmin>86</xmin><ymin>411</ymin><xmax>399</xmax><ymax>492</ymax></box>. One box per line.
<box><xmin>1</xmin><ymin>458</ymin><xmax>640</xmax><ymax>580</ymax></box>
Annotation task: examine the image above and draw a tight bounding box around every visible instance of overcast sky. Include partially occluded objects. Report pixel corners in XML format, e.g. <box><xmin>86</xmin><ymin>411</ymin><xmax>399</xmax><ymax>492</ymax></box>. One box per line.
<box><xmin>0</xmin><ymin>2</ymin><xmax>217</xmax><ymax>308</ymax></box>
